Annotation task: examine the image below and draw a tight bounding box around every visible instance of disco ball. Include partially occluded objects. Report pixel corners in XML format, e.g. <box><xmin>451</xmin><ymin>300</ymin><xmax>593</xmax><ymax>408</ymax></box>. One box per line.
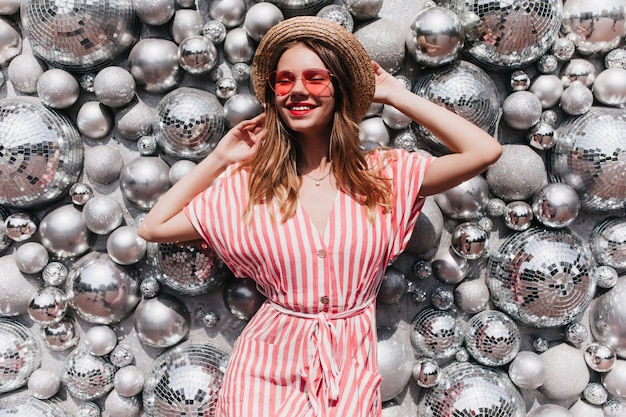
<box><xmin>0</xmin><ymin>319</ymin><xmax>41</xmax><ymax>393</ymax></box>
<box><xmin>413</xmin><ymin>61</ymin><xmax>499</xmax><ymax>154</ymax></box>
<box><xmin>452</xmin><ymin>0</ymin><xmax>562</xmax><ymax>70</ymax></box>
<box><xmin>148</xmin><ymin>241</ymin><xmax>229</xmax><ymax>295</ymax></box>
<box><xmin>63</xmin><ymin>349</ymin><xmax>115</xmax><ymax>400</ymax></box>
<box><xmin>0</xmin><ymin>97</ymin><xmax>83</xmax><ymax>208</ymax></box>
<box><xmin>143</xmin><ymin>343</ymin><xmax>229</xmax><ymax>417</ymax></box>
<box><xmin>464</xmin><ymin>310</ymin><xmax>521</xmax><ymax>366</ymax></box>
<box><xmin>418</xmin><ymin>362</ymin><xmax>525</xmax><ymax>417</ymax></box>
<box><xmin>488</xmin><ymin>227</ymin><xmax>596</xmax><ymax>328</ymax></box>
<box><xmin>0</xmin><ymin>396</ymin><xmax>66</xmax><ymax>417</ymax></box>
<box><xmin>589</xmin><ymin>217</ymin><xmax>626</xmax><ymax>269</ymax></box>
<box><xmin>265</xmin><ymin>0</ymin><xmax>333</xmax><ymax>17</ymax></box>
<box><xmin>410</xmin><ymin>308</ymin><xmax>464</xmax><ymax>359</ymax></box>
<box><xmin>561</xmin><ymin>0</ymin><xmax>626</xmax><ymax>56</ymax></box>
<box><xmin>550</xmin><ymin>107</ymin><xmax>626</xmax><ymax>212</ymax></box>
<box><xmin>154</xmin><ymin>87</ymin><xmax>225</xmax><ymax>160</ymax></box>
<box><xmin>20</xmin><ymin>0</ymin><xmax>139</xmax><ymax>73</ymax></box>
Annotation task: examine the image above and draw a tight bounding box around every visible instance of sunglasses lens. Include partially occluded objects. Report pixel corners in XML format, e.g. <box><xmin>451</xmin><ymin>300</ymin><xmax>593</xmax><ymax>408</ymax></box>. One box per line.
<box><xmin>270</xmin><ymin>71</ymin><xmax>296</xmax><ymax>95</ymax></box>
<box><xmin>268</xmin><ymin>69</ymin><xmax>332</xmax><ymax>96</ymax></box>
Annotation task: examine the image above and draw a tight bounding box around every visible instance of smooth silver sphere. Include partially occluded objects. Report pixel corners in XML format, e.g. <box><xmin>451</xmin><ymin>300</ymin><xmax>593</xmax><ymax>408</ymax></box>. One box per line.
<box><xmin>178</xmin><ymin>35</ymin><xmax>218</xmax><ymax>75</ymax></box>
<box><xmin>40</xmin><ymin>316</ymin><xmax>79</xmax><ymax>351</ymax></box>
<box><xmin>133</xmin><ymin>293</ymin><xmax>190</xmax><ymax>348</ymax></box>
<box><xmin>114</xmin><ymin>365</ymin><xmax>145</xmax><ymax>397</ymax></box>
<box><xmin>508</xmin><ymin>350</ymin><xmax>545</xmax><ymax>390</ymax></box>
<box><xmin>76</xmin><ymin>101</ymin><xmax>115</xmax><ymax>140</ymax></box>
<box><xmin>93</xmin><ymin>66</ymin><xmax>136</xmax><ymax>108</ymax></box>
<box><xmin>14</xmin><ymin>241</ymin><xmax>49</xmax><ymax>274</ymax></box>
<box><xmin>359</xmin><ymin>117</ymin><xmax>390</xmax><ymax>146</ymax></box>
<box><xmin>431</xmin><ymin>246</ymin><xmax>469</xmax><ymax>285</ymax></box>
<box><xmin>223</xmin><ymin>27</ymin><xmax>255</xmax><ymax>64</ymax></box>
<box><xmin>119</xmin><ymin>156</ymin><xmax>171</xmax><ymax>210</ymax></box>
<box><xmin>115</xmin><ymin>97</ymin><xmax>156</xmax><ymax>141</ymax></box>
<box><xmin>561</xmin><ymin>58</ymin><xmax>596</xmax><ymax>88</ymax></box>
<box><xmin>63</xmin><ymin>349</ymin><xmax>116</xmax><ymax>400</ymax></box>
<box><xmin>209</xmin><ymin>0</ymin><xmax>246</xmax><ymax>28</ymax></box>
<box><xmin>592</xmin><ymin>68</ymin><xmax>626</xmax><ymax>106</ymax></box>
<box><xmin>223</xmin><ymin>94</ymin><xmax>263</xmax><ymax>128</ymax></box>
<box><xmin>510</xmin><ymin>70</ymin><xmax>531</xmax><ymax>91</ymax></box>
<box><xmin>84</xmin><ymin>145</ymin><xmax>124</xmax><ymax>185</ymax></box>
<box><xmin>412</xmin><ymin>357</ymin><xmax>441</xmax><ymax>388</ymax></box>
<box><xmin>69</xmin><ymin>182</ymin><xmax>94</xmax><ymax>206</ymax></box>
<box><xmin>589</xmin><ymin>278</ymin><xmax>626</xmax><ymax>358</ymax></box>
<box><xmin>82</xmin><ymin>195</ymin><xmax>124</xmax><ymax>235</ymax></box>
<box><xmin>561</xmin><ymin>0</ymin><xmax>625</xmax><ymax>56</ymax></box>
<box><xmin>502</xmin><ymin>90</ymin><xmax>543</xmax><ymax>130</ymax></box>
<box><xmin>450</xmin><ymin>222</ymin><xmax>489</xmax><ymax>260</ymax></box>
<box><xmin>405</xmin><ymin>197</ymin><xmax>444</xmax><ymax>258</ymax></box>
<box><xmin>223</xmin><ymin>277</ymin><xmax>266</xmax><ymax>320</ymax></box>
<box><xmin>530</xmin><ymin>74</ymin><xmax>564</xmax><ymax>109</ymax></box>
<box><xmin>434</xmin><ymin>175</ymin><xmax>490</xmax><ymax>219</ymax></box>
<box><xmin>584</xmin><ymin>343</ymin><xmax>617</xmax><ymax>373</ymax></box>
<box><xmin>66</xmin><ymin>251</ymin><xmax>140</xmax><ymax>325</ymax></box>
<box><xmin>244</xmin><ymin>2</ymin><xmax>284</xmax><ymax>42</ymax></box>
<box><xmin>84</xmin><ymin>325</ymin><xmax>118</xmax><ymax>356</ymax></box>
<box><xmin>486</xmin><ymin>144</ymin><xmax>548</xmax><ymax>201</ymax></box>
<box><xmin>503</xmin><ymin>201</ymin><xmax>534</xmax><ymax>231</ymax></box>
<box><xmin>602</xmin><ymin>360</ymin><xmax>626</xmax><ymax>399</ymax></box>
<box><xmin>531</xmin><ymin>183</ymin><xmax>580</xmax><ymax>228</ymax></box>
<box><xmin>107</xmin><ymin>226</ymin><xmax>147</xmax><ymax>266</ymax></box>
<box><xmin>4</xmin><ymin>213</ymin><xmax>37</xmax><ymax>242</ymax></box>
<box><xmin>39</xmin><ymin>204</ymin><xmax>95</xmax><ymax>259</ymax></box>
<box><xmin>0</xmin><ymin>318</ymin><xmax>41</xmax><ymax>393</ymax></box>
<box><xmin>27</xmin><ymin>286</ymin><xmax>67</xmax><ymax>325</ymax></box>
<box><xmin>406</xmin><ymin>6</ymin><xmax>464</xmax><ymax>67</ymax></box>
<box><xmin>382</xmin><ymin>104</ymin><xmax>412</xmax><ymax>130</ymax></box>
<box><xmin>128</xmin><ymin>38</ymin><xmax>183</xmax><ymax>94</ymax></box>
<box><xmin>27</xmin><ymin>368</ymin><xmax>61</xmax><ymax>400</ymax></box>
<box><xmin>36</xmin><ymin>68</ymin><xmax>80</xmax><ymax>109</ymax></box>
<box><xmin>560</xmin><ymin>81</ymin><xmax>594</xmax><ymax>115</ymax></box>
<box><xmin>528</xmin><ymin>122</ymin><xmax>558</xmax><ymax>150</ymax></box>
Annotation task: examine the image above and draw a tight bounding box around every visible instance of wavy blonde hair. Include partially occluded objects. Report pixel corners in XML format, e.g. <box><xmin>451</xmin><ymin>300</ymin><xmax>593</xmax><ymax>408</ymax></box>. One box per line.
<box><xmin>240</xmin><ymin>40</ymin><xmax>395</xmax><ymax>223</ymax></box>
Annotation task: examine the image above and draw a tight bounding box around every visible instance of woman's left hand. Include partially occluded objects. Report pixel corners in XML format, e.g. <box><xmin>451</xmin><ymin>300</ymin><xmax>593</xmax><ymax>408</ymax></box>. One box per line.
<box><xmin>372</xmin><ymin>61</ymin><xmax>407</xmax><ymax>105</ymax></box>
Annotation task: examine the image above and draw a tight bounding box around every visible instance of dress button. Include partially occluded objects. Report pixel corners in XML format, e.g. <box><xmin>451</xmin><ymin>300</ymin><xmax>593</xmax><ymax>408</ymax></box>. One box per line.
<box><xmin>317</xmin><ymin>250</ymin><xmax>326</xmax><ymax>258</ymax></box>
<box><xmin>320</xmin><ymin>296</ymin><xmax>329</xmax><ymax>305</ymax></box>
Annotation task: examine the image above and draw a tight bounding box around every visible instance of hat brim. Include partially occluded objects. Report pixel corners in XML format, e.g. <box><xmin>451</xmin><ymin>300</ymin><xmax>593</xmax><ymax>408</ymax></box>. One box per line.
<box><xmin>251</xmin><ymin>16</ymin><xmax>375</xmax><ymax>122</ymax></box>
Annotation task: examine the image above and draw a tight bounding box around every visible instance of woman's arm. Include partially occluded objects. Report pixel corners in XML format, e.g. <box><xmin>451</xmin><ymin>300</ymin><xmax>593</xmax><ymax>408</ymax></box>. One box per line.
<box><xmin>371</xmin><ymin>61</ymin><xmax>502</xmax><ymax>196</ymax></box>
<box><xmin>137</xmin><ymin>113</ymin><xmax>265</xmax><ymax>243</ymax></box>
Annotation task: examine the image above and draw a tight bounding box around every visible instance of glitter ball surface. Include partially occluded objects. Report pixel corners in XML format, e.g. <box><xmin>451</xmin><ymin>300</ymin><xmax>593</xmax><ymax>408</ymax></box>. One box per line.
<box><xmin>0</xmin><ymin>396</ymin><xmax>66</xmax><ymax>417</ymax></box>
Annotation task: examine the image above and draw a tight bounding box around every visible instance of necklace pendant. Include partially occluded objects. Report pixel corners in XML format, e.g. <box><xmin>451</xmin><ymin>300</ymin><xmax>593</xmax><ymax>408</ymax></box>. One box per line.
<box><xmin>315</xmin><ymin>181</ymin><xmax>320</xmax><ymax>186</ymax></box>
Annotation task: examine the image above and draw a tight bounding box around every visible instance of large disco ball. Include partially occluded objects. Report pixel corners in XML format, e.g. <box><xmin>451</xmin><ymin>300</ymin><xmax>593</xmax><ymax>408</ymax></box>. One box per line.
<box><xmin>148</xmin><ymin>241</ymin><xmax>229</xmax><ymax>295</ymax></box>
<box><xmin>66</xmin><ymin>252</ymin><xmax>141</xmax><ymax>324</ymax></box>
<box><xmin>0</xmin><ymin>319</ymin><xmax>41</xmax><ymax>393</ymax></box>
<box><xmin>561</xmin><ymin>0</ymin><xmax>626</xmax><ymax>56</ymax></box>
<box><xmin>413</xmin><ymin>61</ymin><xmax>499</xmax><ymax>154</ymax></box>
<box><xmin>410</xmin><ymin>308</ymin><xmax>465</xmax><ymax>359</ymax></box>
<box><xmin>418</xmin><ymin>362</ymin><xmax>525</xmax><ymax>417</ymax></box>
<box><xmin>143</xmin><ymin>343</ymin><xmax>229</xmax><ymax>417</ymax></box>
<box><xmin>550</xmin><ymin>107</ymin><xmax>626</xmax><ymax>212</ymax></box>
<box><xmin>154</xmin><ymin>87</ymin><xmax>225</xmax><ymax>160</ymax></box>
<box><xmin>452</xmin><ymin>0</ymin><xmax>562</xmax><ymax>69</ymax></box>
<box><xmin>488</xmin><ymin>227</ymin><xmax>596</xmax><ymax>327</ymax></box>
<box><xmin>589</xmin><ymin>217</ymin><xmax>626</xmax><ymax>269</ymax></box>
<box><xmin>0</xmin><ymin>395</ymin><xmax>66</xmax><ymax>417</ymax></box>
<box><xmin>20</xmin><ymin>0</ymin><xmax>139</xmax><ymax>73</ymax></box>
<box><xmin>0</xmin><ymin>97</ymin><xmax>83</xmax><ymax>208</ymax></box>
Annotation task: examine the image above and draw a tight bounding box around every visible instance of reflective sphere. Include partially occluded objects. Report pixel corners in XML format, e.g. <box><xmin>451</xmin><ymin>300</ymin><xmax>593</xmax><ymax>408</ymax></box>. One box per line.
<box><xmin>488</xmin><ymin>228</ymin><xmax>596</xmax><ymax>327</ymax></box>
<box><xmin>154</xmin><ymin>87</ymin><xmax>225</xmax><ymax>160</ymax></box>
<box><xmin>405</xmin><ymin>196</ymin><xmax>444</xmax><ymax>258</ymax></box>
<box><xmin>589</xmin><ymin>278</ymin><xmax>626</xmax><ymax>358</ymax></box>
<box><xmin>584</xmin><ymin>343</ymin><xmax>617</xmax><ymax>373</ymax></box>
<box><xmin>561</xmin><ymin>0</ymin><xmax>626</xmax><ymax>56</ymax></box>
<box><xmin>0</xmin><ymin>396</ymin><xmax>66</xmax><ymax>417</ymax></box>
<box><xmin>223</xmin><ymin>277</ymin><xmax>266</xmax><ymax>320</ymax></box>
<box><xmin>209</xmin><ymin>0</ymin><xmax>246</xmax><ymax>27</ymax></box>
<box><xmin>465</xmin><ymin>310</ymin><xmax>521</xmax><ymax>366</ymax></box>
<box><xmin>82</xmin><ymin>195</ymin><xmax>124</xmax><ymax>235</ymax></box>
<box><xmin>531</xmin><ymin>183</ymin><xmax>580</xmax><ymax>228</ymax></box>
<box><xmin>223</xmin><ymin>94</ymin><xmax>263</xmax><ymax>128</ymax></box>
<box><xmin>69</xmin><ymin>182</ymin><xmax>95</xmax><ymax>206</ymax></box>
<box><xmin>128</xmin><ymin>38</ymin><xmax>183</xmax><ymax>94</ymax></box>
<box><xmin>63</xmin><ymin>349</ymin><xmax>116</xmax><ymax>400</ymax></box>
<box><xmin>413</xmin><ymin>61</ymin><xmax>499</xmax><ymax>153</ymax></box>
<box><xmin>28</xmin><ymin>368</ymin><xmax>61</xmax><ymax>400</ymax></box>
<box><xmin>40</xmin><ymin>316</ymin><xmax>79</xmax><ymax>351</ymax></box>
<box><xmin>178</xmin><ymin>36</ymin><xmax>218</xmax><ymax>75</ymax></box>
<box><xmin>510</xmin><ymin>70</ymin><xmax>531</xmax><ymax>91</ymax></box>
<box><xmin>406</xmin><ymin>7</ymin><xmax>464</xmax><ymax>67</ymax></box>
<box><xmin>20</xmin><ymin>0</ymin><xmax>139</xmax><ymax>72</ymax></box>
<box><xmin>486</xmin><ymin>144</ymin><xmax>548</xmax><ymax>201</ymax></box>
<box><xmin>114</xmin><ymin>365</ymin><xmax>145</xmax><ymax>397</ymax></box>
<box><xmin>537</xmin><ymin>54</ymin><xmax>558</xmax><ymax>73</ymax></box>
<box><xmin>412</xmin><ymin>357</ymin><xmax>441</xmax><ymax>388</ymax></box>
<box><xmin>84</xmin><ymin>325</ymin><xmax>118</xmax><ymax>356</ymax></box>
<box><xmin>410</xmin><ymin>308</ymin><xmax>464</xmax><ymax>359</ymax></box>
<box><xmin>37</xmin><ymin>68</ymin><xmax>80</xmax><ymax>109</ymax></box>
<box><xmin>74</xmin><ymin>402</ymin><xmax>101</xmax><ymax>417</ymax></box>
<box><xmin>551</xmin><ymin>107</ymin><xmax>626</xmax><ymax>211</ymax></box>
<box><xmin>140</xmin><ymin>277</ymin><xmax>161</xmax><ymax>299</ymax></box>
<box><xmin>508</xmin><ymin>350</ymin><xmax>545</xmax><ymax>389</ymax></box>
<box><xmin>244</xmin><ymin>2</ymin><xmax>284</xmax><ymax>41</ymax></box>
<box><xmin>453</xmin><ymin>0</ymin><xmax>562</xmax><ymax>69</ymax></box>
<box><xmin>133</xmin><ymin>293</ymin><xmax>190</xmax><ymax>348</ymax></box>
<box><xmin>223</xmin><ymin>27</ymin><xmax>255</xmax><ymax>64</ymax></box>
<box><xmin>4</xmin><ymin>212</ymin><xmax>37</xmax><ymax>242</ymax></box>
<box><xmin>565</xmin><ymin>322</ymin><xmax>589</xmax><ymax>346</ymax></box>
<box><xmin>142</xmin><ymin>343</ymin><xmax>229</xmax><ymax>416</ymax></box>
<box><xmin>502</xmin><ymin>91</ymin><xmax>543</xmax><ymax>130</ymax></box>
<box><xmin>530</xmin><ymin>74</ymin><xmax>564</xmax><ymax>109</ymax></box>
<box><xmin>434</xmin><ymin>175</ymin><xmax>490</xmax><ymax>219</ymax></box>
<box><xmin>592</xmin><ymin>265</ymin><xmax>619</xmax><ymax>289</ymax></box>
<box><xmin>203</xmin><ymin>20</ymin><xmax>227</xmax><ymax>44</ymax></box>
<box><xmin>561</xmin><ymin>58</ymin><xmax>596</xmax><ymax>88</ymax></box>
<box><xmin>552</xmin><ymin>37</ymin><xmax>576</xmax><ymax>61</ymax></box>
<box><xmin>431</xmin><ymin>247</ymin><xmax>470</xmax><ymax>284</ymax></box>
<box><xmin>107</xmin><ymin>226</ymin><xmax>147</xmax><ymax>265</ymax></box>
<box><xmin>66</xmin><ymin>252</ymin><xmax>140</xmax><ymax>324</ymax></box>
<box><xmin>42</xmin><ymin>261</ymin><xmax>68</xmax><ymax>287</ymax></box>
<box><xmin>137</xmin><ymin>135</ymin><xmax>158</xmax><ymax>156</ymax></box>
<box><xmin>93</xmin><ymin>66</ymin><xmax>136</xmax><ymax>108</ymax></box>
<box><xmin>0</xmin><ymin>319</ymin><xmax>41</xmax><ymax>393</ymax></box>
<box><xmin>418</xmin><ymin>362</ymin><xmax>525</xmax><ymax>417</ymax></box>
<box><xmin>589</xmin><ymin>217</ymin><xmax>626</xmax><ymax>269</ymax></box>
<box><xmin>27</xmin><ymin>286</ymin><xmax>67</xmax><ymax>325</ymax></box>
<box><xmin>119</xmin><ymin>156</ymin><xmax>171</xmax><ymax>210</ymax></box>
<box><xmin>76</xmin><ymin>101</ymin><xmax>115</xmax><ymax>140</ymax></box>
<box><xmin>359</xmin><ymin>117</ymin><xmax>390</xmax><ymax>146</ymax></box>
<box><xmin>0</xmin><ymin>97</ymin><xmax>83</xmax><ymax>208</ymax></box>
<box><xmin>382</xmin><ymin>104</ymin><xmax>412</xmax><ymax>129</ymax></box>
<box><xmin>592</xmin><ymin>68</ymin><xmax>626</xmax><ymax>106</ymax></box>
<box><xmin>605</xmin><ymin>48</ymin><xmax>626</xmax><ymax>69</ymax></box>
<box><xmin>450</xmin><ymin>222</ymin><xmax>489</xmax><ymax>259</ymax></box>
<box><xmin>378</xmin><ymin>326</ymin><xmax>414</xmax><ymax>401</ymax></box>
<box><xmin>14</xmin><ymin>241</ymin><xmax>48</xmax><ymax>274</ymax></box>
<box><xmin>265</xmin><ymin>0</ymin><xmax>333</xmax><ymax>18</ymax></box>
<box><xmin>528</xmin><ymin>122</ymin><xmax>558</xmax><ymax>150</ymax></box>
<box><xmin>503</xmin><ymin>200</ymin><xmax>534</xmax><ymax>231</ymax></box>
<box><xmin>39</xmin><ymin>205</ymin><xmax>95</xmax><ymax>259</ymax></box>
<box><xmin>584</xmin><ymin>382</ymin><xmax>609</xmax><ymax>406</ymax></box>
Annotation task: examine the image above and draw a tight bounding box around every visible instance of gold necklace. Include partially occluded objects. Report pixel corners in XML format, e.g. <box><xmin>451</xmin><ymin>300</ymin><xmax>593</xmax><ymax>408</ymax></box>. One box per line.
<box><xmin>303</xmin><ymin>170</ymin><xmax>332</xmax><ymax>186</ymax></box>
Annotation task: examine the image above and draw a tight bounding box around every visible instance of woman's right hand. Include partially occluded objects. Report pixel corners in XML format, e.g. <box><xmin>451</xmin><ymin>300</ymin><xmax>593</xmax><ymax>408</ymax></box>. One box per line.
<box><xmin>212</xmin><ymin>113</ymin><xmax>265</xmax><ymax>166</ymax></box>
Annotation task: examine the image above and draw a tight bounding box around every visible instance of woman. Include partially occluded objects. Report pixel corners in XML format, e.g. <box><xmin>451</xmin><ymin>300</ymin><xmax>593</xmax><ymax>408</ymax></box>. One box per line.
<box><xmin>138</xmin><ymin>16</ymin><xmax>501</xmax><ymax>417</ymax></box>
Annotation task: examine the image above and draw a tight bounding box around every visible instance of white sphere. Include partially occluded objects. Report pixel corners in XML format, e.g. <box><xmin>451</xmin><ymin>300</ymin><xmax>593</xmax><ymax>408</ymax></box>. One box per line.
<box><xmin>106</xmin><ymin>226</ymin><xmax>147</xmax><ymax>265</ymax></box>
<box><xmin>113</xmin><ymin>365</ymin><xmax>145</xmax><ymax>397</ymax></box>
<box><xmin>528</xmin><ymin>404</ymin><xmax>574</xmax><ymax>417</ymax></box>
<box><xmin>14</xmin><ymin>242</ymin><xmax>49</xmax><ymax>274</ymax></box>
<box><xmin>592</xmin><ymin>68</ymin><xmax>626</xmax><ymax>106</ymax></box>
<box><xmin>603</xmin><ymin>360</ymin><xmax>626</xmax><ymax>400</ymax></box>
<box><xmin>37</xmin><ymin>68</ymin><xmax>80</xmax><ymax>109</ymax></box>
<box><xmin>102</xmin><ymin>389</ymin><xmax>141</xmax><ymax>417</ymax></box>
<box><xmin>7</xmin><ymin>54</ymin><xmax>46</xmax><ymax>94</ymax></box>
<box><xmin>28</xmin><ymin>368</ymin><xmax>61</xmax><ymax>399</ymax></box>
<box><xmin>84</xmin><ymin>325</ymin><xmax>118</xmax><ymax>356</ymax></box>
<box><xmin>540</xmin><ymin>343</ymin><xmax>590</xmax><ymax>400</ymax></box>
<box><xmin>508</xmin><ymin>350</ymin><xmax>545</xmax><ymax>389</ymax></box>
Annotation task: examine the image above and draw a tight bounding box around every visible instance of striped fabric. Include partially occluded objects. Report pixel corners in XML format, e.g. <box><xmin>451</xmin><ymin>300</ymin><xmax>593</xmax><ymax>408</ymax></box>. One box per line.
<box><xmin>185</xmin><ymin>148</ymin><xmax>432</xmax><ymax>417</ymax></box>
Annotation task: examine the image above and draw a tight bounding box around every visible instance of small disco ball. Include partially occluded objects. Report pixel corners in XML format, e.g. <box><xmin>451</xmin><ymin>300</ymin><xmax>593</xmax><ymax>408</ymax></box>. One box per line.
<box><xmin>143</xmin><ymin>343</ymin><xmax>229</xmax><ymax>417</ymax></box>
<box><xmin>63</xmin><ymin>349</ymin><xmax>115</xmax><ymax>400</ymax></box>
<box><xmin>487</xmin><ymin>227</ymin><xmax>596</xmax><ymax>328</ymax></box>
<box><xmin>561</xmin><ymin>0</ymin><xmax>626</xmax><ymax>56</ymax></box>
<box><xmin>413</xmin><ymin>61</ymin><xmax>499</xmax><ymax>154</ymax></box>
<box><xmin>418</xmin><ymin>362</ymin><xmax>525</xmax><ymax>417</ymax></box>
<box><xmin>154</xmin><ymin>87</ymin><xmax>225</xmax><ymax>160</ymax></box>
<box><xmin>148</xmin><ymin>241</ymin><xmax>229</xmax><ymax>296</ymax></box>
<box><xmin>0</xmin><ymin>396</ymin><xmax>66</xmax><ymax>417</ymax></box>
<box><xmin>265</xmin><ymin>0</ymin><xmax>333</xmax><ymax>18</ymax></box>
<box><xmin>410</xmin><ymin>308</ymin><xmax>464</xmax><ymax>359</ymax></box>
<box><xmin>0</xmin><ymin>319</ymin><xmax>41</xmax><ymax>393</ymax></box>
<box><xmin>0</xmin><ymin>97</ymin><xmax>83</xmax><ymax>209</ymax></box>
<box><xmin>590</xmin><ymin>217</ymin><xmax>626</xmax><ymax>269</ymax></box>
<box><xmin>20</xmin><ymin>0</ymin><xmax>139</xmax><ymax>73</ymax></box>
<box><xmin>452</xmin><ymin>0</ymin><xmax>562</xmax><ymax>70</ymax></box>
<box><xmin>550</xmin><ymin>107</ymin><xmax>626</xmax><ymax>212</ymax></box>
<box><xmin>464</xmin><ymin>310</ymin><xmax>521</xmax><ymax>366</ymax></box>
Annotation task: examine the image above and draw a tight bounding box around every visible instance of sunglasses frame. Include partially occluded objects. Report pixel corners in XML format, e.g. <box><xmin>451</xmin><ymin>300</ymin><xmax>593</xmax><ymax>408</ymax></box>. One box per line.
<box><xmin>266</xmin><ymin>68</ymin><xmax>336</xmax><ymax>97</ymax></box>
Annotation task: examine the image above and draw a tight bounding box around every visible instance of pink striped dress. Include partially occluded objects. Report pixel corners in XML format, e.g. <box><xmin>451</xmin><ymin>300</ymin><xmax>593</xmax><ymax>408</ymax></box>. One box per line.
<box><xmin>185</xmin><ymin>148</ymin><xmax>432</xmax><ymax>417</ymax></box>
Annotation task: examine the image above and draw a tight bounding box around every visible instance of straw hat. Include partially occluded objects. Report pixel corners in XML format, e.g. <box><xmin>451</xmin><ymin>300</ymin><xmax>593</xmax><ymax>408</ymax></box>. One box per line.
<box><xmin>251</xmin><ymin>16</ymin><xmax>376</xmax><ymax>122</ymax></box>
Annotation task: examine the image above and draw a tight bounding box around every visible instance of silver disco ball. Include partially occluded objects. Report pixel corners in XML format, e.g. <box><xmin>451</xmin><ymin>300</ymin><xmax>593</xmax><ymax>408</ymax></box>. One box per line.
<box><xmin>488</xmin><ymin>227</ymin><xmax>596</xmax><ymax>328</ymax></box>
<box><xmin>0</xmin><ymin>319</ymin><xmax>41</xmax><ymax>393</ymax></box>
<box><xmin>550</xmin><ymin>107</ymin><xmax>626</xmax><ymax>212</ymax></box>
<box><xmin>464</xmin><ymin>310</ymin><xmax>521</xmax><ymax>366</ymax></box>
<box><xmin>148</xmin><ymin>241</ymin><xmax>230</xmax><ymax>296</ymax></box>
<box><xmin>0</xmin><ymin>97</ymin><xmax>83</xmax><ymax>208</ymax></box>
<box><xmin>453</xmin><ymin>0</ymin><xmax>562</xmax><ymax>70</ymax></box>
<box><xmin>410</xmin><ymin>308</ymin><xmax>464</xmax><ymax>359</ymax></box>
<box><xmin>418</xmin><ymin>362</ymin><xmax>525</xmax><ymax>417</ymax></box>
<box><xmin>0</xmin><ymin>395</ymin><xmax>66</xmax><ymax>417</ymax></box>
<box><xmin>154</xmin><ymin>87</ymin><xmax>225</xmax><ymax>160</ymax></box>
<box><xmin>413</xmin><ymin>61</ymin><xmax>499</xmax><ymax>154</ymax></box>
<box><xmin>590</xmin><ymin>217</ymin><xmax>626</xmax><ymax>269</ymax></box>
<box><xmin>143</xmin><ymin>343</ymin><xmax>229</xmax><ymax>417</ymax></box>
<box><xmin>20</xmin><ymin>0</ymin><xmax>139</xmax><ymax>73</ymax></box>
<box><xmin>63</xmin><ymin>349</ymin><xmax>115</xmax><ymax>401</ymax></box>
<box><xmin>265</xmin><ymin>0</ymin><xmax>333</xmax><ymax>18</ymax></box>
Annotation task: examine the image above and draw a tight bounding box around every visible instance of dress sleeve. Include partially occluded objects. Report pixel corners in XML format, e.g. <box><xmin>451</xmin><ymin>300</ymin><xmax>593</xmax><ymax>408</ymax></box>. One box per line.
<box><xmin>384</xmin><ymin>148</ymin><xmax>433</xmax><ymax>263</ymax></box>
